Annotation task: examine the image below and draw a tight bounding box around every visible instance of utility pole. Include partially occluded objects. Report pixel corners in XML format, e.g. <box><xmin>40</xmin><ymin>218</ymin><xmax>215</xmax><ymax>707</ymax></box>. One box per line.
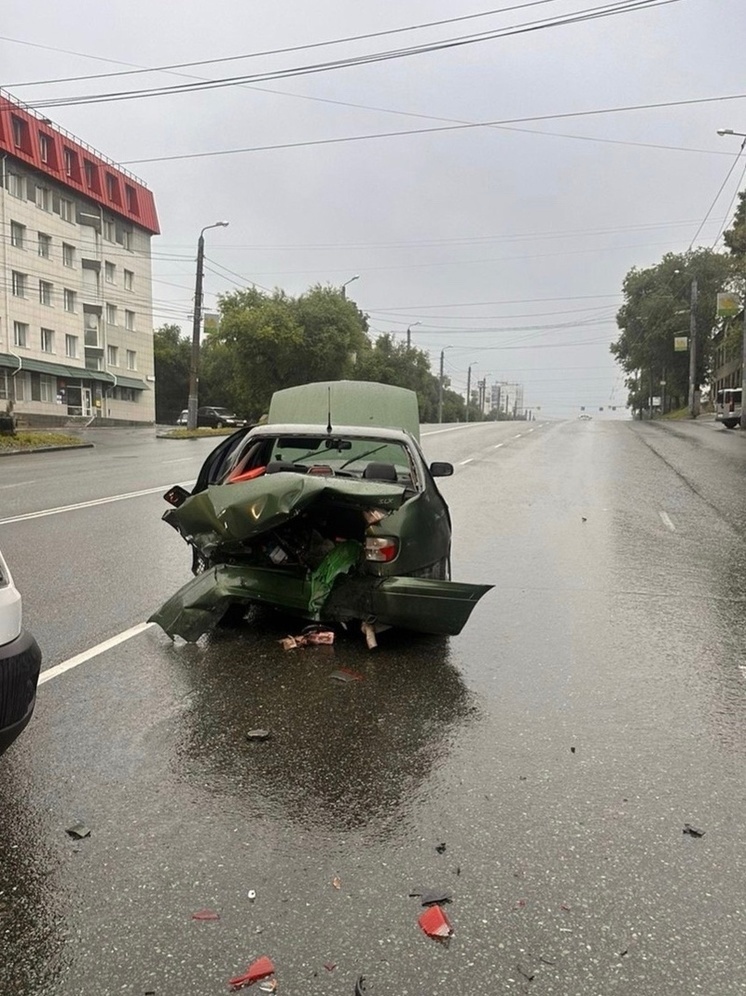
<box><xmin>741</xmin><ymin>302</ymin><xmax>746</xmax><ymax>430</ymax></box>
<box><xmin>438</xmin><ymin>349</ymin><xmax>445</xmax><ymax>423</ymax></box>
<box><xmin>187</xmin><ymin>222</ymin><xmax>229</xmax><ymax>431</ymax></box>
<box><xmin>406</xmin><ymin>321</ymin><xmax>421</xmax><ymax>350</ymax></box>
<box><xmin>688</xmin><ymin>276</ymin><xmax>698</xmax><ymax>418</ymax></box>
<box><xmin>465</xmin><ymin>365</ymin><xmax>471</xmax><ymax>422</ymax></box>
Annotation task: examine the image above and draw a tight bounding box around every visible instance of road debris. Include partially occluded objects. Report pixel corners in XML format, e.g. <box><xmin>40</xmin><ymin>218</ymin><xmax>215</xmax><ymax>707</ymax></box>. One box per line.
<box><xmin>246</xmin><ymin>729</ymin><xmax>271</xmax><ymax>742</ymax></box>
<box><xmin>418</xmin><ymin>904</ymin><xmax>453</xmax><ymax>939</ymax></box>
<box><xmin>279</xmin><ymin>629</ymin><xmax>335</xmax><ymax>651</ymax></box>
<box><xmin>361</xmin><ymin>620</ymin><xmax>378</xmax><ymax>650</ymax></box>
<box><xmin>191</xmin><ymin>909</ymin><xmax>220</xmax><ymax>921</ymax></box>
<box><xmin>355</xmin><ymin>976</ymin><xmax>367</xmax><ymax>995</ymax></box>
<box><xmin>409</xmin><ymin>888</ymin><xmax>452</xmax><ymax>906</ymax></box>
<box><xmin>229</xmin><ymin>955</ymin><xmax>275</xmax><ymax>991</ymax></box>
<box><xmin>435</xmin><ymin>842</ymin><xmax>447</xmax><ymax>854</ymax></box>
<box><xmin>323</xmin><ymin>962</ymin><xmax>336</xmax><ymax>972</ymax></box>
<box><xmin>683</xmin><ymin>823</ymin><xmax>705</xmax><ymax>837</ymax></box>
<box><xmin>332</xmin><ymin>876</ymin><xmax>342</xmax><ymax>890</ymax></box>
<box><xmin>248</xmin><ymin>890</ymin><xmax>257</xmax><ymax>902</ymax></box>
<box><xmin>258</xmin><ymin>982</ymin><xmax>277</xmax><ymax>994</ymax></box>
<box><xmin>517</xmin><ymin>962</ymin><xmax>536</xmax><ymax>981</ymax></box>
<box><xmin>65</xmin><ymin>823</ymin><xmax>91</xmax><ymax>839</ymax></box>
<box><xmin>329</xmin><ymin>668</ymin><xmax>364</xmax><ymax>683</ymax></box>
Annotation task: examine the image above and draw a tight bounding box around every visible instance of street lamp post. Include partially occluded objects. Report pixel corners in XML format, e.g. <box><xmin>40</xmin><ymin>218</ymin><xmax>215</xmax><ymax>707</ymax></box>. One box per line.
<box><xmin>187</xmin><ymin>221</ymin><xmax>229</xmax><ymax>431</ymax></box>
<box><xmin>437</xmin><ymin>347</ymin><xmax>454</xmax><ymax>423</ymax></box>
<box><xmin>717</xmin><ymin>128</ymin><xmax>746</xmax><ymax>429</ymax></box>
<box><xmin>465</xmin><ymin>364</ymin><xmax>472</xmax><ymax>422</ymax></box>
<box><xmin>406</xmin><ymin>321</ymin><xmax>421</xmax><ymax>350</ymax></box>
<box><xmin>688</xmin><ymin>275</ymin><xmax>698</xmax><ymax>418</ymax></box>
<box><xmin>341</xmin><ymin>275</ymin><xmax>360</xmax><ymax>299</ymax></box>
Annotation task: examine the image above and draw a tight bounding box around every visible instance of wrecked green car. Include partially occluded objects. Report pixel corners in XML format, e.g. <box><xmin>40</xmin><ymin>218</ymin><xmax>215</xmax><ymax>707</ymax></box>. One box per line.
<box><xmin>150</xmin><ymin>382</ymin><xmax>492</xmax><ymax>642</ymax></box>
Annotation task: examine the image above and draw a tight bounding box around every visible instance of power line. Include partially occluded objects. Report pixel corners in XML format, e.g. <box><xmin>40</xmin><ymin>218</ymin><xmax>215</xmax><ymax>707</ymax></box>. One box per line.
<box><xmin>4</xmin><ymin>1</ymin><xmax>568</xmax><ymax>87</ymax></box>
<box><xmin>23</xmin><ymin>0</ymin><xmax>683</xmax><ymax>111</ymax></box>
<box><xmin>687</xmin><ymin>136</ymin><xmax>746</xmax><ymax>250</ymax></box>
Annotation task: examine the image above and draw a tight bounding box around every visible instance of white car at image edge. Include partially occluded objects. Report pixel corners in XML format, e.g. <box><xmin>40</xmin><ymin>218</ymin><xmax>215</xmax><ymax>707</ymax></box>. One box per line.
<box><xmin>0</xmin><ymin>550</ymin><xmax>41</xmax><ymax>755</ymax></box>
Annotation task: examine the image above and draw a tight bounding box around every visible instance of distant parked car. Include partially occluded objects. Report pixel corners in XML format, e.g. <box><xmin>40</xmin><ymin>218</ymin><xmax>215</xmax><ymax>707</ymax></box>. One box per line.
<box><xmin>0</xmin><ymin>549</ymin><xmax>41</xmax><ymax>755</ymax></box>
<box><xmin>176</xmin><ymin>407</ymin><xmax>245</xmax><ymax>428</ymax></box>
<box><xmin>715</xmin><ymin>387</ymin><xmax>742</xmax><ymax>429</ymax></box>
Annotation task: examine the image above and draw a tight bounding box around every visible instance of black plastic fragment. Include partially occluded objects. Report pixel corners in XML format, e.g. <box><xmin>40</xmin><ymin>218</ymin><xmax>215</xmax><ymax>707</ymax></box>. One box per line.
<box><xmin>355</xmin><ymin>975</ymin><xmax>366</xmax><ymax>995</ymax></box>
<box><xmin>66</xmin><ymin>823</ymin><xmax>91</xmax><ymax>839</ymax></box>
<box><xmin>683</xmin><ymin>823</ymin><xmax>705</xmax><ymax>837</ymax></box>
<box><xmin>435</xmin><ymin>842</ymin><xmax>446</xmax><ymax>854</ymax></box>
<box><xmin>419</xmin><ymin>889</ymin><xmax>452</xmax><ymax>906</ymax></box>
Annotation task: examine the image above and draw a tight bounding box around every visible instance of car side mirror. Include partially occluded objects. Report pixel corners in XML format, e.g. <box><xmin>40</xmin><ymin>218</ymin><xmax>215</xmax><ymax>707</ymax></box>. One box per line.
<box><xmin>429</xmin><ymin>462</ymin><xmax>454</xmax><ymax>478</ymax></box>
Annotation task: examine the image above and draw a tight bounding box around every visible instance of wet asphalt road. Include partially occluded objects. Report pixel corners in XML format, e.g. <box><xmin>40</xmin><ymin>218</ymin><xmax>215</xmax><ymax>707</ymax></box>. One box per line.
<box><xmin>2</xmin><ymin>418</ymin><xmax>746</xmax><ymax>995</ymax></box>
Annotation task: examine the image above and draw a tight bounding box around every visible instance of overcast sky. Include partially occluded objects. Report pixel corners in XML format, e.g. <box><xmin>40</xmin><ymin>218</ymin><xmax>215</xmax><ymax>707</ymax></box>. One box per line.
<box><xmin>3</xmin><ymin>0</ymin><xmax>745</xmax><ymax>417</ymax></box>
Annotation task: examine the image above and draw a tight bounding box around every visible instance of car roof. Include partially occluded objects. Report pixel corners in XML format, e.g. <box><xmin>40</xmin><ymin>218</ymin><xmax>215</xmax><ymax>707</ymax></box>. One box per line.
<box><xmin>268</xmin><ymin>381</ymin><xmax>421</xmax><ymax>441</ymax></box>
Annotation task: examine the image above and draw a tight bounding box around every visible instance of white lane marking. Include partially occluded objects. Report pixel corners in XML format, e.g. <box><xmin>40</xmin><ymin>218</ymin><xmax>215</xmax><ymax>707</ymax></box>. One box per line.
<box><xmin>459</xmin><ymin>458</ymin><xmax>474</xmax><ymax>465</ymax></box>
<box><xmin>0</xmin><ymin>481</ymin><xmax>192</xmax><ymax>526</ymax></box>
<box><xmin>493</xmin><ymin>443</ymin><xmax>504</xmax><ymax>449</ymax></box>
<box><xmin>514</xmin><ymin>433</ymin><xmax>523</xmax><ymax>438</ymax></box>
<box><xmin>422</xmin><ymin>425</ymin><xmax>480</xmax><ymax>436</ymax></box>
<box><xmin>659</xmin><ymin>511</ymin><xmax>676</xmax><ymax>532</ymax></box>
<box><xmin>0</xmin><ymin>480</ymin><xmax>37</xmax><ymax>489</ymax></box>
<box><xmin>38</xmin><ymin>622</ymin><xmax>156</xmax><ymax>685</ymax></box>
<box><xmin>527</xmin><ymin>428</ymin><xmax>535</xmax><ymax>433</ymax></box>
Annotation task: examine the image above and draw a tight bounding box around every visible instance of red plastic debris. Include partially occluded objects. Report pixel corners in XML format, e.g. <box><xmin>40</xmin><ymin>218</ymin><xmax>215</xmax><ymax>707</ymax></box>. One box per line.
<box><xmin>229</xmin><ymin>956</ymin><xmax>275</xmax><ymax>990</ymax></box>
<box><xmin>192</xmin><ymin>909</ymin><xmax>220</xmax><ymax>921</ymax></box>
<box><xmin>418</xmin><ymin>904</ymin><xmax>453</xmax><ymax>939</ymax></box>
<box><xmin>324</xmin><ymin>962</ymin><xmax>337</xmax><ymax>972</ymax></box>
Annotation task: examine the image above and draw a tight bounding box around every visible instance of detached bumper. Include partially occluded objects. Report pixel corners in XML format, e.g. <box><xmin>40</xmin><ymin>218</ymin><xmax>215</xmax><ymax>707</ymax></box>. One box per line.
<box><xmin>0</xmin><ymin>630</ymin><xmax>42</xmax><ymax>755</ymax></box>
<box><xmin>149</xmin><ymin>564</ymin><xmax>492</xmax><ymax>643</ymax></box>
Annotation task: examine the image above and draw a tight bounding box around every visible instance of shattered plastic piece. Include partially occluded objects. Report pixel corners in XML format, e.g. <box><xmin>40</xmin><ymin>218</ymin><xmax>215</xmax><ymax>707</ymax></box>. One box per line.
<box><xmin>279</xmin><ymin>636</ymin><xmax>298</xmax><ymax>651</ymax></box>
<box><xmin>65</xmin><ymin>823</ymin><xmax>91</xmax><ymax>839</ymax></box>
<box><xmin>330</xmin><ymin>668</ymin><xmax>364</xmax><ymax>683</ymax></box>
<box><xmin>419</xmin><ymin>889</ymin><xmax>452</xmax><ymax>907</ymax></box>
<box><xmin>683</xmin><ymin>823</ymin><xmax>705</xmax><ymax>837</ymax></box>
<box><xmin>361</xmin><ymin>620</ymin><xmax>378</xmax><ymax>650</ymax></box>
<box><xmin>355</xmin><ymin>976</ymin><xmax>366</xmax><ymax>995</ymax></box>
<box><xmin>229</xmin><ymin>955</ymin><xmax>275</xmax><ymax>991</ymax></box>
<box><xmin>191</xmin><ymin>909</ymin><xmax>220</xmax><ymax>921</ymax></box>
<box><xmin>570</xmin><ymin>746</ymin><xmax>576</xmax><ymax>753</ymax></box>
<box><xmin>332</xmin><ymin>877</ymin><xmax>342</xmax><ymax>890</ymax></box>
<box><xmin>246</xmin><ymin>729</ymin><xmax>271</xmax><ymax>742</ymax></box>
<box><xmin>435</xmin><ymin>842</ymin><xmax>447</xmax><ymax>854</ymax></box>
<box><xmin>324</xmin><ymin>962</ymin><xmax>337</xmax><ymax>972</ymax></box>
<box><xmin>248</xmin><ymin>890</ymin><xmax>257</xmax><ymax>901</ymax></box>
<box><xmin>280</xmin><ymin>631</ymin><xmax>335</xmax><ymax>650</ymax></box>
<box><xmin>517</xmin><ymin>962</ymin><xmax>535</xmax><ymax>981</ymax></box>
<box><xmin>418</xmin><ymin>904</ymin><xmax>453</xmax><ymax>939</ymax></box>
<box><xmin>258</xmin><ymin>982</ymin><xmax>277</xmax><ymax>994</ymax></box>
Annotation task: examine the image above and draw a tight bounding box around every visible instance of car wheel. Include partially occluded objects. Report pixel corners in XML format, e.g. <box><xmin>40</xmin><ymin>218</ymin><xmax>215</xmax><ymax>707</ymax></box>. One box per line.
<box><xmin>216</xmin><ymin>420</ymin><xmax>224</xmax><ymax>428</ymax></box>
<box><xmin>723</xmin><ymin>420</ymin><xmax>738</xmax><ymax>429</ymax></box>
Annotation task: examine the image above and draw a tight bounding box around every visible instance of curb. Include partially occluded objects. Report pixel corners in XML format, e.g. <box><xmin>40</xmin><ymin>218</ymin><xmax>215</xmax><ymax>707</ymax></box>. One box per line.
<box><xmin>0</xmin><ymin>443</ymin><xmax>95</xmax><ymax>457</ymax></box>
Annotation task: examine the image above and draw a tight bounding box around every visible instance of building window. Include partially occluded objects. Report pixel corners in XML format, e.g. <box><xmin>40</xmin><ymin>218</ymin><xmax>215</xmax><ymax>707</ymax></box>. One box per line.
<box><xmin>103</xmin><ymin>219</ymin><xmax>115</xmax><ymax>242</ymax></box>
<box><xmin>126</xmin><ymin>349</ymin><xmax>137</xmax><ymax>371</ymax></box>
<box><xmin>105</xmin><ymin>173</ymin><xmax>121</xmax><ymax>204</ymax></box>
<box><xmin>39</xmin><ymin>280</ymin><xmax>53</xmax><ymax>306</ymax></box>
<box><xmin>64</xmin><ymin>288</ymin><xmax>76</xmax><ymax>313</ymax></box>
<box><xmin>62</xmin><ymin>243</ymin><xmax>75</xmax><ymax>267</ymax></box>
<box><xmin>125</xmin><ymin>184</ymin><xmax>139</xmax><ymax>214</ymax></box>
<box><xmin>84</xmin><ymin>159</ymin><xmax>100</xmax><ymax>191</ymax></box>
<box><xmin>36</xmin><ymin>185</ymin><xmax>51</xmax><ymax>211</ymax></box>
<box><xmin>13</xmin><ymin>322</ymin><xmax>28</xmax><ymax>348</ymax></box>
<box><xmin>117</xmin><ymin>386</ymin><xmax>137</xmax><ymax>403</ymax></box>
<box><xmin>7</xmin><ymin>173</ymin><xmax>24</xmax><ymax>199</ymax></box>
<box><xmin>38</xmin><ymin>233</ymin><xmax>51</xmax><ymax>258</ymax></box>
<box><xmin>40</xmin><ymin>374</ymin><xmax>55</xmax><ymax>403</ymax></box>
<box><xmin>41</xmin><ymin>328</ymin><xmax>55</xmax><ymax>353</ymax></box>
<box><xmin>124</xmin><ymin>310</ymin><xmax>135</xmax><ymax>331</ymax></box>
<box><xmin>0</xmin><ymin>370</ymin><xmax>8</xmax><ymax>401</ymax></box>
<box><xmin>39</xmin><ymin>133</ymin><xmax>51</xmax><ymax>163</ymax></box>
<box><xmin>123</xmin><ymin>269</ymin><xmax>134</xmax><ymax>291</ymax></box>
<box><xmin>106</xmin><ymin>304</ymin><xmax>117</xmax><ymax>325</ymax></box>
<box><xmin>85</xmin><ymin>355</ymin><xmax>103</xmax><ymax>372</ymax></box>
<box><xmin>105</xmin><ymin>261</ymin><xmax>115</xmax><ymax>284</ymax></box>
<box><xmin>10</xmin><ymin>222</ymin><xmax>25</xmax><ymax>248</ymax></box>
<box><xmin>11</xmin><ymin>115</ymin><xmax>26</xmax><ymax>149</ymax></box>
<box><xmin>14</xmin><ymin>371</ymin><xmax>30</xmax><ymax>402</ymax></box>
<box><xmin>107</xmin><ymin>344</ymin><xmax>119</xmax><ymax>366</ymax></box>
<box><xmin>60</xmin><ymin>198</ymin><xmax>74</xmax><ymax>223</ymax></box>
<box><xmin>65</xmin><ymin>334</ymin><xmax>78</xmax><ymax>359</ymax></box>
<box><xmin>12</xmin><ymin>271</ymin><xmax>27</xmax><ymax>297</ymax></box>
<box><xmin>122</xmin><ymin>229</ymin><xmax>132</xmax><ymax>250</ymax></box>
<box><xmin>63</xmin><ymin>148</ymin><xmax>80</xmax><ymax>181</ymax></box>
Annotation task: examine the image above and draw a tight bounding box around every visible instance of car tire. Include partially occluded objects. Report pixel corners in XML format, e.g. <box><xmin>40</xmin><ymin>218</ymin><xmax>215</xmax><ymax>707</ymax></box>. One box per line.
<box><xmin>216</xmin><ymin>420</ymin><xmax>224</xmax><ymax>429</ymax></box>
<box><xmin>723</xmin><ymin>420</ymin><xmax>738</xmax><ymax>429</ymax></box>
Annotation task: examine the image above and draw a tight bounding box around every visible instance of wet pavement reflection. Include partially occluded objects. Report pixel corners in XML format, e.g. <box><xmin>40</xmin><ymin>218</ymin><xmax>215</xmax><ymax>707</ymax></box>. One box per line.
<box><xmin>169</xmin><ymin>610</ymin><xmax>479</xmax><ymax>835</ymax></box>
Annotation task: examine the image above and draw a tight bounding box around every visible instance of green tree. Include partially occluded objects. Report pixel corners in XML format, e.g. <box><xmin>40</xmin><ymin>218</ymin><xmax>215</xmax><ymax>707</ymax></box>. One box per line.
<box><xmin>210</xmin><ymin>285</ymin><xmax>371</xmax><ymax>416</ymax></box>
<box><xmin>611</xmin><ymin>250</ymin><xmax>734</xmax><ymax>412</ymax></box>
<box><xmin>153</xmin><ymin>323</ymin><xmax>190</xmax><ymax>423</ymax></box>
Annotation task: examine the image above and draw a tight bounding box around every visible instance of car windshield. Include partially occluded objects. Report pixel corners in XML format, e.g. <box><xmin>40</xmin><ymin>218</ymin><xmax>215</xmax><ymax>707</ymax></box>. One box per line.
<box><xmin>221</xmin><ymin>433</ymin><xmax>417</xmax><ymax>485</ymax></box>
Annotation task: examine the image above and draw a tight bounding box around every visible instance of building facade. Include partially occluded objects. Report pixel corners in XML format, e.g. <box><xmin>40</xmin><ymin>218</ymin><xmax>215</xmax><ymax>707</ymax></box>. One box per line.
<box><xmin>0</xmin><ymin>91</ymin><xmax>159</xmax><ymax>424</ymax></box>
